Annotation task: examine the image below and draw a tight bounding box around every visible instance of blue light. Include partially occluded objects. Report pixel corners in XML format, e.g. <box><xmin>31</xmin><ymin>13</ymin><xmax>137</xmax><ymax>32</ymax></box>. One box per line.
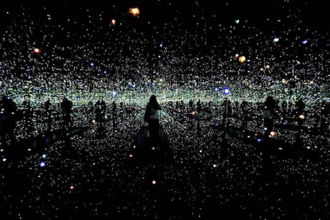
<box><xmin>39</xmin><ymin>162</ymin><xmax>46</xmax><ymax>167</ymax></box>
<box><xmin>215</xmin><ymin>87</ymin><xmax>219</xmax><ymax>92</ymax></box>
<box><xmin>112</xmin><ymin>91</ymin><xmax>117</xmax><ymax>96</ymax></box>
<box><xmin>103</xmin><ymin>70</ymin><xmax>107</xmax><ymax>74</ymax></box>
<box><xmin>151</xmin><ymin>82</ymin><xmax>155</xmax><ymax>86</ymax></box>
<box><xmin>160</xmin><ymin>44</ymin><xmax>163</xmax><ymax>47</ymax></box>
<box><xmin>90</xmin><ymin>62</ymin><xmax>94</xmax><ymax>67</ymax></box>
<box><xmin>302</xmin><ymin>39</ymin><xmax>308</xmax><ymax>45</ymax></box>
<box><xmin>257</xmin><ymin>138</ymin><xmax>262</xmax><ymax>143</ymax></box>
<box><xmin>223</xmin><ymin>87</ymin><xmax>230</xmax><ymax>95</ymax></box>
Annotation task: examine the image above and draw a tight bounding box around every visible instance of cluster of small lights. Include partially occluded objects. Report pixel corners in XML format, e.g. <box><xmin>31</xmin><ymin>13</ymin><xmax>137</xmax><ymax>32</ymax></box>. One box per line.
<box><xmin>0</xmin><ymin>0</ymin><xmax>329</xmax><ymax>219</ymax></box>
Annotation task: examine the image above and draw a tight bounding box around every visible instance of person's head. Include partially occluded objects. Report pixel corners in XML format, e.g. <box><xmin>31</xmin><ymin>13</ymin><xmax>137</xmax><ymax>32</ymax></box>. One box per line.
<box><xmin>149</xmin><ymin>95</ymin><xmax>158</xmax><ymax>105</ymax></box>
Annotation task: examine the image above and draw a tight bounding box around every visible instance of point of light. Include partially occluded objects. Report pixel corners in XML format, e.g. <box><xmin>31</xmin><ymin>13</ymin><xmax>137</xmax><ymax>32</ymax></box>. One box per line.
<box><xmin>42</xmin><ymin>154</ymin><xmax>46</xmax><ymax>159</ymax></box>
<box><xmin>235</xmin><ymin>19</ymin><xmax>240</xmax><ymax>24</ymax></box>
<box><xmin>238</xmin><ymin>55</ymin><xmax>246</xmax><ymax>63</ymax></box>
<box><xmin>223</xmin><ymin>87</ymin><xmax>230</xmax><ymax>95</ymax></box>
<box><xmin>302</xmin><ymin>39</ymin><xmax>308</xmax><ymax>44</ymax></box>
<box><xmin>257</xmin><ymin>138</ymin><xmax>262</xmax><ymax>143</ymax></box>
<box><xmin>2</xmin><ymin>158</ymin><xmax>7</xmax><ymax>162</ymax></box>
<box><xmin>273</xmin><ymin>38</ymin><xmax>280</xmax><ymax>43</ymax></box>
<box><xmin>39</xmin><ymin>162</ymin><xmax>46</xmax><ymax>167</ymax></box>
<box><xmin>33</xmin><ymin>48</ymin><xmax>41</xmax><ymax>54</ymax></box>
<box><xmin>152</xmin><ymin>180</ymin><xmax>157</xmax><ymax>185</ymax></box>
<box><xmin>270</xmin><ymin>131</ymin><xmax>277</xmax><ymax>137</ymax></box>
<box><xmin>129</xmin><ymin>7</ymin><xmax>140</xmax><ymax>17</ymax></box>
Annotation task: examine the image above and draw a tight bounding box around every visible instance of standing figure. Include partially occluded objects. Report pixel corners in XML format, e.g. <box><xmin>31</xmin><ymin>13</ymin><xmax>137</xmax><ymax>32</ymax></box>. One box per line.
<box><xmin>145</xmin><ymin>95</ymin><xmax>161</xmax><ymax>145</ymax></box>
<box><xmin>263</xmin><ymin>96</ymin><xmax>275</xmax><ymax>137</ymax></box>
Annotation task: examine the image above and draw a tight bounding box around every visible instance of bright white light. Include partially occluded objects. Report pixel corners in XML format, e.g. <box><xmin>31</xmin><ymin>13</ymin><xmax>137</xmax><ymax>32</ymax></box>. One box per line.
<box><xmin>302</xmin><ymin>39</ymin><xmax>308</xmax><ymax>44</ymax></box>
<box><xmin>39</xmin><ymin>162</ymin><xmax>46</xmax><ymax>167</ymax></box>
<box><xmin>273</xmin><ymin>38</ymin><xmax>280</xmax><ymax>43</ymax></box>
<box><xmin>235</xmin><ymin>19</ymin><xmax>240</xmax><ymax>24</ymax></box>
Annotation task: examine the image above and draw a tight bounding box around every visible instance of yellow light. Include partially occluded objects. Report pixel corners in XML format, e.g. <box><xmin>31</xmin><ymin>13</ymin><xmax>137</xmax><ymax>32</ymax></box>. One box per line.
<box><xmin>111</xmin><ymin>19</ymin><xmax>116</xmax><ymax>26</ymax></box>
<box><xmin>129</xmin><ymin>7</ymin><xmax>140</xmax><ymax>17</ymax></box>
<box><xmin>299</xmin><ymin>115</ymin><xmax>305</xmax><ymax>120</ymax></box>
<box><xmin>129</xmin><ymin>154</ymin><xmax>133</xmax><ymax>158</ymax></box>
<box><xmin>152</xmin><ymin>180</ymin><xmax>156</xmax><ymax>185</ymax></box>
<box><xmin>282</xmin><ymin>79</ymin><xmax>287</xmax><ymax>84</ymax></box>
<box><xmin>260</xmin><ymin>68</ymin><xmax>264</xmax><ymax>71</ymax></box>
<box><xmin>239</xmin><ymin>56</ymin><xmax>246</xmax><ymax>63</ymax></box>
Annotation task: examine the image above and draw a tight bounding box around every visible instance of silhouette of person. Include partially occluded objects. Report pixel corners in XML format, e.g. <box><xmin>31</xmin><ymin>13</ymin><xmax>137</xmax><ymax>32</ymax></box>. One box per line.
<box><xmin>296</xmin><ymin>99</ymin><xmax>306</xmax><ymax>133</ymax></box>
<box><xmin>0</xmin><ymin>95</ymin><xmax>17</xmax><ymax>142</ymax></box>
<box><xmin>61</xmin><ymin>97</ymin><xmax>73</xmax><ymax>128</ymax></box>
<box><xmin>263</xmin><ymin>96</ymin><xmax>275</xmax><ymax>138</ymax></box>
<box><xmin>145</xmin><ymin>95</ymin><xmax>161</xmax><ymax>145</ymax></box>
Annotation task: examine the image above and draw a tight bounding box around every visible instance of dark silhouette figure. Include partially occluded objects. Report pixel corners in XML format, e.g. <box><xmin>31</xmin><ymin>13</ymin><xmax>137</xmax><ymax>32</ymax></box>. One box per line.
<box><xmin>95</xmin><ymin>99</ymin><xmax>106</xmax><ymax>123</ymax></box>
<box><xmin>0</xmin><ymin>95</ymin><xmax>17</xmax><ymax>142</ymax></box>
<box><xmin>61</xmin><ymin>97</ymin><xmax>73</xmax><ymax>128</ymax></box>
<box><xmin>145</xmin><ymin>95</ymin><xmax>161</xmax><ymax>145</ymax></box>
<box><xmin>263</xmin><ymin>96</ymin><xmax>275</xmax><ymax>138</ymax></box>
<box><xmin>296</xmin><ymin>99</ymin><xmax>306</xmax><ymax>129</ymax></box>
